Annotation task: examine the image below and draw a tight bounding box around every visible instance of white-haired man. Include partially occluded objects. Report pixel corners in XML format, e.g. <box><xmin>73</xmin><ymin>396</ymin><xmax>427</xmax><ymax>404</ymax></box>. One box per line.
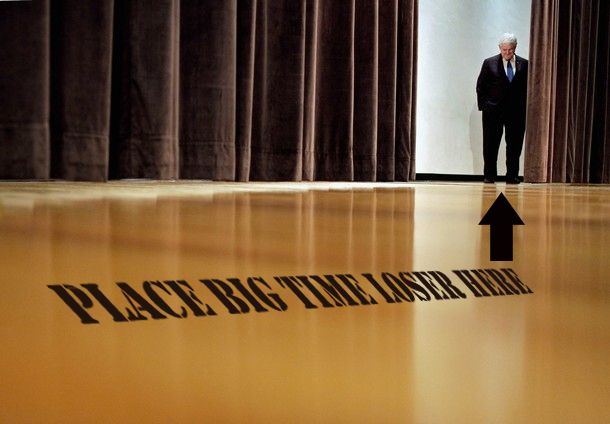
<box><xmin>476</xmin><ymin>33</ymin><xmax>528</xmax><ymax>184</ymax></box>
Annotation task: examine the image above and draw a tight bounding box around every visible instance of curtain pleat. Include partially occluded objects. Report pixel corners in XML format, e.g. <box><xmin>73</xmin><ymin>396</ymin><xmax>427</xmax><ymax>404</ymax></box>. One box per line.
<box><xmin>376</xmin><ymin>0</ymin><xmax>398</xmax><ymax>181</ymax></box>
<box><xmin>0</xmin><ymin>0</ymin><xmax>418</xmax><ymax>182</ymax></box>
<box><xmin>301</xmin><ymin>0</ymin><xmax>318</xmax><ymax>181</ymax></box>
<box><xmin>0</xmin><ymin>0</ymin><xmax>49</xmax><ymax>179</ymax></box>
<box><xmin>250</xmin><ymin>0</ymin><xmax>307</xmax><ymax>180</ymax></box>
<box><xmin>51</xmin><ymin>0</ymin><xmax>114</xmax><ymax>181</ymax></box>
<box><xmin>180</xmin><ymin>0</ymin><xmax>236</xmax><ymax>180</ymax></box>
<box><xmin>313</xmin><ymin>0</ymin><xmax>355</xmax><ymax>181</ymax></box>
<box><xmin>353</xmin><ymin>0</ymin><xmax>379</xmax><ymax>181</ymax></box>
<box><xmin>235</xmin><ymin>0</ymin><xmax>257</xmax><ymax>181</ymax></box>
<box><xmin>526</xmin><ymin>0</ymin><xmax>609</xmax><ymax>183</ymax></box>
<box><xmin>110</xmin><ymin>0</ymin><xmax>180</xmax><ymax>179</ymax></box>
<box><xmin>395</xmin><ymin>0</ymin><xmax>418</xmax><ymax>181</ymax></box>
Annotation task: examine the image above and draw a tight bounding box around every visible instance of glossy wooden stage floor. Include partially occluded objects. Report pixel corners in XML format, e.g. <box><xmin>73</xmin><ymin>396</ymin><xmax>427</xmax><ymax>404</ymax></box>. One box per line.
<box><xmin>0</xmin><ymin>181</ymin><xmax>609</xmax><ymax>423</ymax></box>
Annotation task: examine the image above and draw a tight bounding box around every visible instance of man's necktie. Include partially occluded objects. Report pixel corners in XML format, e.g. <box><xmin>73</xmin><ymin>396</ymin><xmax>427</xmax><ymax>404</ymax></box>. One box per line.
<box><xmin>507</xmin><ymin>61</ymin><xmax>514</xmax><ymax>82</ymax></box>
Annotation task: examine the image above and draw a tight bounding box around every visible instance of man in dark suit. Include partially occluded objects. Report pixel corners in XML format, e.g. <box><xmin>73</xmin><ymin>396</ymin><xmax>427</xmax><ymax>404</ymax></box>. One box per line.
<box><xmin>476</xmin><ymin>33</ymin><xmax>528</xmax><ymax>184</ymax></box>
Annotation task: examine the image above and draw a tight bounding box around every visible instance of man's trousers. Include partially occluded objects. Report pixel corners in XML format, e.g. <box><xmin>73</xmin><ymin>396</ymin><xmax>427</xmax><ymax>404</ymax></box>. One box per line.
<box><xmin>482</xmin><ymin>110</ymin><xmax>525</xmax><ymax>180</ymax></box>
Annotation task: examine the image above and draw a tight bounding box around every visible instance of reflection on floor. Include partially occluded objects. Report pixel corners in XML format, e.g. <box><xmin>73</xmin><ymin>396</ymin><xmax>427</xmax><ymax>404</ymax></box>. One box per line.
<box><xmin>0</xmin><ymin>181</ymin><xmax>609</xmax><ymax>423</ymax></box>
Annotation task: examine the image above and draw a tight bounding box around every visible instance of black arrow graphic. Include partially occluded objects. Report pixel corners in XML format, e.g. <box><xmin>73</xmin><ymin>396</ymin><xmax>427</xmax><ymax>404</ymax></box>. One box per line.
<box><xmin>479</xmin><ymin>193</ymin><xmax>524</xmax><ymax>261</ymax></box>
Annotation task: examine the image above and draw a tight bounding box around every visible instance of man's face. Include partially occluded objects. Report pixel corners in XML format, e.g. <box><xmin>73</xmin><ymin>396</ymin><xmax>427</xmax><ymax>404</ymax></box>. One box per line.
<box><xmin>499</xmin><ymin>43</ymin><xmax>516</xmax><ymax>61</ymax></box>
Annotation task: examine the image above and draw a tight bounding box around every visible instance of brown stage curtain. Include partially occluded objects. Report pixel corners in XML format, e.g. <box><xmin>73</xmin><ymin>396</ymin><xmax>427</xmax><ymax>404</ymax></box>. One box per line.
<box><xmin>525</xmin><ymin>0</ymin><xmax>609</xmax><ymax>183</ymax></box>
<box><xmin>0</xmin><ymin>0</ymin><xmax>417</xmax><ymax>182</ymax></box>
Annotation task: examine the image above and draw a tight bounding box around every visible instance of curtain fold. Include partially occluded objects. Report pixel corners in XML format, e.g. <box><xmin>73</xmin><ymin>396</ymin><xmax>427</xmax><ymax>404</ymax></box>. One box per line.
<box><xmin>395</xmin><ymin>0</ymin><xmax>418</xmax><ymax>181</ymax></box>
<box><xmin>250</xmin><ymin>0</ymin><xmax>307</xmax><ymax>180</ymax></box>
<box><xmin>525</xmin><ymin>0</ymin><xmax>609</xmax><ymax>183</ymax></box>
<box><xmin>353</xmin><ymin>0</ymin><xmax>378</xmax><ymax>181</ymax></box>
<box><xmin>50</xmin><ymin>0</ymin><xmax>114</xmax><ymax>181</ymax></box>
<box><xmin>235</xmin><ymin>0</ymin><xmax>257</xmax><ymax>181</ymax></box>
<box><xmin>0</xmin><ymin>0</ymin><xmax>49</xmax><ymax>179</ymax></box>
<box><xmin>313</xmin><ymin>1</ymin><xmax>355</xmax><ymax>180</ymax></box>
<box><xmin>110</xmin><ymin>0</ymin><xmax>182</xmax><ymax>180</ymax></box>
<box><xmin>180</xmin><ymin>0</ymin><xmax>235</xmax><ymax>180</ymax></box>
<box><xmin>0</xmin><ymin>0</ymin><xmax>417</xmax><ymax>182</ymax></box>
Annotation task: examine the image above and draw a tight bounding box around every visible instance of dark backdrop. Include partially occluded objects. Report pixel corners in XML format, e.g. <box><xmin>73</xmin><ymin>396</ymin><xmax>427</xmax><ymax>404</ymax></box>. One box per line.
<box><xmin>526</xmin><ymin>0</ymin><xmax>609</xmax><ymax>183</ymax></box>
<box><xmin>0</xmin><ymin>0</ymin><xmax>418</xmax><ymax>182</ymax></box>
<box><xmin>2</xmin><ymin>0</ymin><xmax>607</xmax><ymax>184</ymax></box>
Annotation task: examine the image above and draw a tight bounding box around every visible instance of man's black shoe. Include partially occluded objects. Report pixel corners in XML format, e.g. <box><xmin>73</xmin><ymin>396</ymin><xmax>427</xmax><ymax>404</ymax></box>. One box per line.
<box><xmin>506</xmin><ymin>177</ymin><xmax>521</xmax><ymax>184</ymax></box>
<box><xmin>483</xmin><ymin>178</ymin><xmax>495</xmax><ymax>184</ymax></box>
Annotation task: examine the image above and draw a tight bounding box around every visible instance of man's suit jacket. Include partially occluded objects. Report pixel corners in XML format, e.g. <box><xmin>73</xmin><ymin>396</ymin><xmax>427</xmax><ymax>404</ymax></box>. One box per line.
<box><xmin>476</xmin><ymin>54</ymin><xmax>528</xmax><ymax>119</ymax></box>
